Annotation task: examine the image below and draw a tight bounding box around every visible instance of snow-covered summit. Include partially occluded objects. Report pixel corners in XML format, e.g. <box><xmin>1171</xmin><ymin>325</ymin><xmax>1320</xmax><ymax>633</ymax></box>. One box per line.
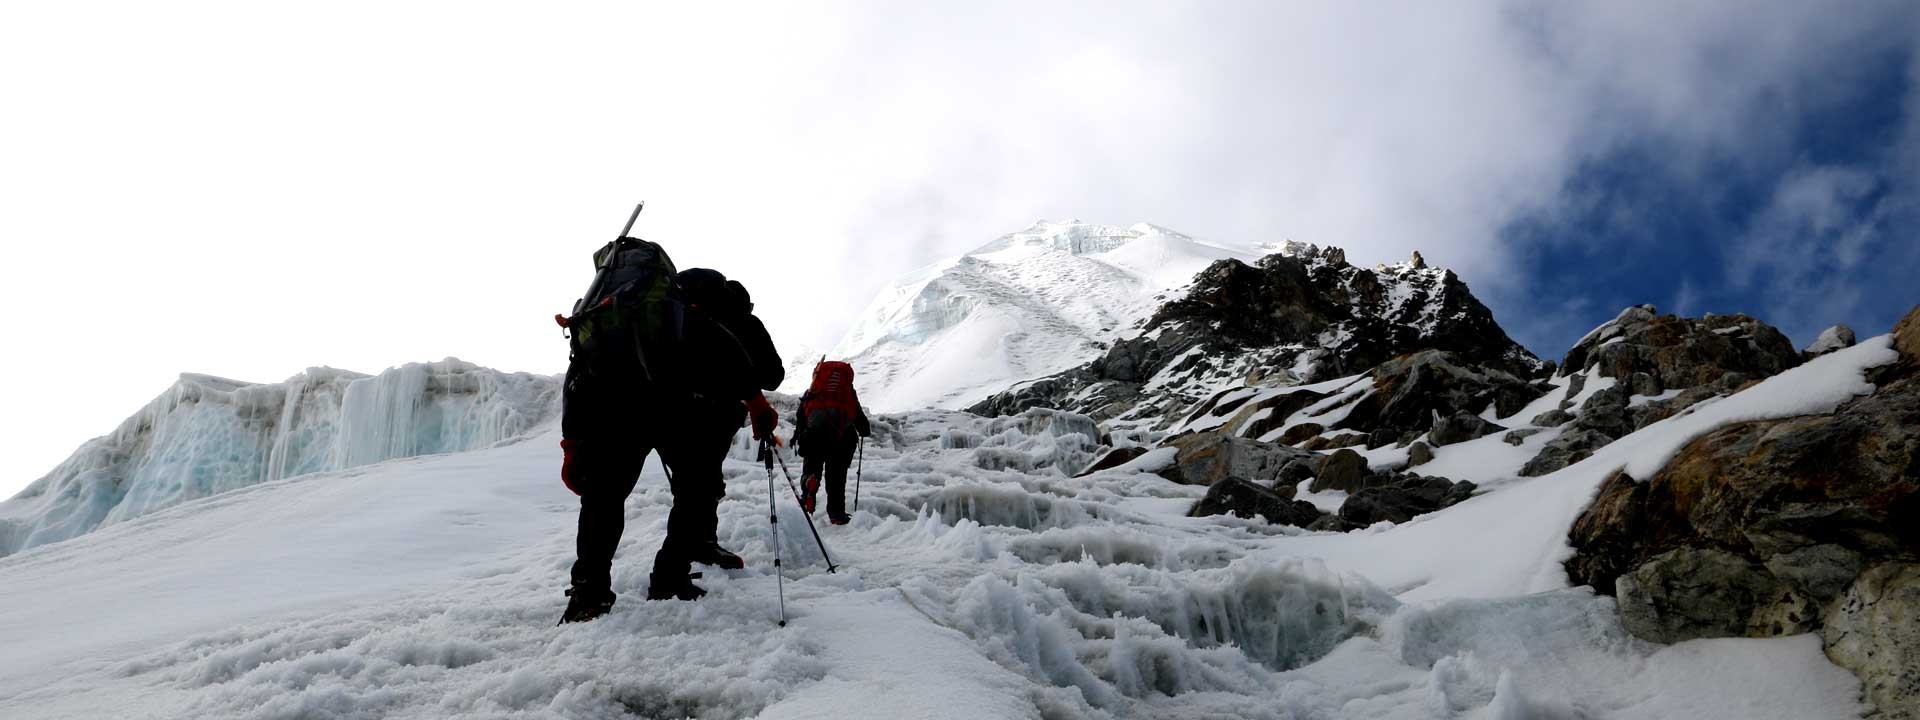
<box><xmin>0</xmin><ymin>359</ymin><xmax>559</xmax><ymax>557</ymax></box>
<box><xmin>796</xmin><ymin>221</ymin><xmax>1260</xmax><ymax>411</ymax></box>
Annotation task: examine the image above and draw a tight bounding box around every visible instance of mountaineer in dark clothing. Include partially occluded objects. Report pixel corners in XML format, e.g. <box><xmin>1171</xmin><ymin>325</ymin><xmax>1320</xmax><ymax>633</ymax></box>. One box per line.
<box><xmin>554</xmin><ymin>235</ymin><xmax>781</xmax><ymax>624</ymax></box>
<box><xmin>793</xmin><ymin>360</ymin><xmax>871</xmax><ymax>526</ymax></box>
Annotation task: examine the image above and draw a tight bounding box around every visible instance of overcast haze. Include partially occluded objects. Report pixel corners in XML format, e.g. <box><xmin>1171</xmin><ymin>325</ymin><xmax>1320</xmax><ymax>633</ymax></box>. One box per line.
<box><xmin>4</xmin><ymin>1</ymin><xmax>1917</xmax><ymax>498</ymax></box>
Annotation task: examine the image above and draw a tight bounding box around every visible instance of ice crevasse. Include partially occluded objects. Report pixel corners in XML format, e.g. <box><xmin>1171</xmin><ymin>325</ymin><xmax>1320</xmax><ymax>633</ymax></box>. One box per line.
<box><xmin>0</xmin><ymin>359</ymin><xmax>560</xmax><ymax>557</ymax></box>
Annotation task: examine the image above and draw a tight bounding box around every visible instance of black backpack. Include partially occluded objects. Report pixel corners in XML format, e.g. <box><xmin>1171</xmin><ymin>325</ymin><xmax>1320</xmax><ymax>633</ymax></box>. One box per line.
<box><xmin>565</xmin><ymin>237</ymin><xmax>687</xmax><ymax>387</ymax></box>
<box><xmin>561</xmin><ymin>238</ymin><xmax>755</xmax><ymax>402</ymax></box>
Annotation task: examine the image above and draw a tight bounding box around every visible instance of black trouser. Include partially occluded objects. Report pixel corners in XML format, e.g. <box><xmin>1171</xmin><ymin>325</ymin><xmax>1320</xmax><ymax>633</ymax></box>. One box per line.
<box><xmin>569</xmin><ymin>401</ymin><xmax>741</xmax><ymax>588</ymax></box>
<box><xmin>800</xmin><ymin>434</ymin><xmax>857</xmax><ymax>517</ymax></box>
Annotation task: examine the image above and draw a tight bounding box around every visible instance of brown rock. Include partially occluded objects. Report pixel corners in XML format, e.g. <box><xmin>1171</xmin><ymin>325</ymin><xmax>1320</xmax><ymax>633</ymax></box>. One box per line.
<box><xmin>1313</xmin><ymin>449</ymin><xmax>1371</xmax><ymax>493</ymax></box>
<box><xmin>1279</xmin><ymin>422</ymin><xmax>1325</xmax><ymax>446</ymax></box>
<box><xmin>1565</xmin><ymin>353</ymin><xmax>1920</xmax><ymax>718</ymax></box>
<box><xmin>1159</xmin><ymin>432</ymin><xmax>1315</xmax><ymax>487</ymax></box>
<box><xmin>1896</xmin><ymin>304</ymin><xmax>1920</xmax><ymax>363</ymax></box>
<box><xmin>1407</xmin><ymin>441</ymin><xmax>1434</xmax><ymax>468</ymax></box>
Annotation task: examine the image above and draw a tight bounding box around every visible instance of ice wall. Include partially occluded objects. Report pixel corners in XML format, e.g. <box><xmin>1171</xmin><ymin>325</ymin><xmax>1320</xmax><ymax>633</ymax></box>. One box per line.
<box><xmin>0</xmin><ymin>359</ymin><xmax>559</xmax><ymax>557</ymax></box>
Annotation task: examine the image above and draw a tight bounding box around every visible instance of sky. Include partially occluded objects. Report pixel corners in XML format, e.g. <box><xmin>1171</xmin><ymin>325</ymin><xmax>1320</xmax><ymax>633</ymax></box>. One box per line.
<box><xmin>3</xmin><ymin>1</ymin><xmax>1917</xmax><ymax>498</ymax></box>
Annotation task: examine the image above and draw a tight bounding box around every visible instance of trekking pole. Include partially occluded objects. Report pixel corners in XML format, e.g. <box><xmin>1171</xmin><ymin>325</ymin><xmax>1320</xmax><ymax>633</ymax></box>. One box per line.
<box><xmin>618</xmin><ymin>201</ymin><xmax>644</xmax><ymax>238</ymax></box>
<box><xmin>854</xmin><ymin>436</ymin><xmax>864</xmax><ymax>513</ymax></box>
<box><xmin>761</xmin><ymin>442</ymin><xmax>787</xmax><ymax>627</ymax></box>
<box><xmin>770</xmin><ymin>446</ymin><xmax>838</xmax><ymax>573</ymax></box>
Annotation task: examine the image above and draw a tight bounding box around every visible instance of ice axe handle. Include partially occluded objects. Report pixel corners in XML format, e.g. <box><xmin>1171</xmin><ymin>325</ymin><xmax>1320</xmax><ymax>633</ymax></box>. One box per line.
<box><xmin>619</xmin><ymin>202</ymin><xmax>644</xmax><ymax>238</ymax></box>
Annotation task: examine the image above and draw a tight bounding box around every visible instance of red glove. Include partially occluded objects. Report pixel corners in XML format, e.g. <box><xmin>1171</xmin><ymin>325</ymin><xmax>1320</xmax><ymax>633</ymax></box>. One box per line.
<box><xmin>745</xmin><ymin>392</ymin><xmax>777</xmax><ymax>442</ymax></box>
<box><xmin>560</xmin><ymin>439</ymin><xmax>581</xmax><ymax>495</ymax></box>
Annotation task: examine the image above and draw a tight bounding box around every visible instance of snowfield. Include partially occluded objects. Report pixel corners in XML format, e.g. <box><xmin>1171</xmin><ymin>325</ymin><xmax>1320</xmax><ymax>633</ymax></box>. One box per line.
<box><xmin>0</xmin><ymin>339</ymin><xmax>1897</xmax><ymax>719</ymax></box>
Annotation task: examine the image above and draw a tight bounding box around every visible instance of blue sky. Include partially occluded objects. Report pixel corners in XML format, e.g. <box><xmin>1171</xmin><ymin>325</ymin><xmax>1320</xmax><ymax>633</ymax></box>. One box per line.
<box><xmin>1487</xmin><ymin>12</ymin><xmax>1918</xmax><ymax>359</ymax></box>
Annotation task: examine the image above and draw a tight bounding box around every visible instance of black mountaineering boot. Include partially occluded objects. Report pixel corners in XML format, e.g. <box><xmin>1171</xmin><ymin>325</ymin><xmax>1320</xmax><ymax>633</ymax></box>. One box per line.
<box><xmin>690</xmin><ymin>542</ymin><xmax>746</xmax><ymax>570</ymax></box>
<box><xmin>558</xmin><ymin>584</ymin><xmax>616</xmax><ymax>625</ymax></box>
<box><xmin>646</xmin><ymin>572</ymin><xmax>708</xmax><ymax>601</ymax></box>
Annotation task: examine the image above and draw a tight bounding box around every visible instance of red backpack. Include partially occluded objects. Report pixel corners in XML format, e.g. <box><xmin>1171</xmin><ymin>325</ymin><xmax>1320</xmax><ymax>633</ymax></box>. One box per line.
<box><xmin>802</xmin><ymin>360</ymin><xmax>860</xmax><ymax>437</ymax></box>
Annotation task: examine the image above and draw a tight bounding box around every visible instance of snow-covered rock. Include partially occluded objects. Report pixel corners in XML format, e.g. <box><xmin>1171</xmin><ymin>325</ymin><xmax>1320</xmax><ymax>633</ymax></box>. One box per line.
<box><xmin>1804</xmin><ymin>324</ymin><xmax>1858</xmax><ymax>357</ymax></box>
<box><xmin>0</xmin><ymin>359</ymin><xmax>558</xmax><ymax>556</ymax></box>
<box><xmin>972</xmin><ymin>245</ymin><xmax>1544</xmax><ymax>429</ymax></box>
<box><xmin>792</xmin><ymin>220</ymin><xmax>1260</xmax><ymax>412</ymax></box>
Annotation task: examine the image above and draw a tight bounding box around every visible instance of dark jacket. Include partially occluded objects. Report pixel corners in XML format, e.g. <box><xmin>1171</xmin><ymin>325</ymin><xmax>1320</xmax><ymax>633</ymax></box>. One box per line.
<box><xmin>677</xmin><ymin>269</ymin><xmax>783</xmax><ymax>398</ymax></box>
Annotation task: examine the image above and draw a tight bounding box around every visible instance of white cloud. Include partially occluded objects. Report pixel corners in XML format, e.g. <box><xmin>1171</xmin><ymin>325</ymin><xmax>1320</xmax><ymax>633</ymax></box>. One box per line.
<box><xmin>1</xmin><ymin>0</ymin><xmax>1914</xmax><ymax>496</ymax></box>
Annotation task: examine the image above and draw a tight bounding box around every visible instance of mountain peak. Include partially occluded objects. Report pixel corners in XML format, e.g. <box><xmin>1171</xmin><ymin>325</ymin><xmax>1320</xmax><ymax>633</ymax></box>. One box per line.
<box><xmin>807</xmin><ymin>222</ymin><xmax>1258</xmax><ymax>411</ymax></box>
<box><xmin>968</xmin><ymin>220</ymin><xmax>1163</xmax><ymax>257</ymax></box>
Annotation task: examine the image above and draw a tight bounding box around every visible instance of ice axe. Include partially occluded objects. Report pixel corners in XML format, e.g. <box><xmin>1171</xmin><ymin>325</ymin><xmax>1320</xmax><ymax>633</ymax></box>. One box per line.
<box><xmin>619</xmin><ymin>201</ymin><xmax>644</xmax><ymax>238</ymax></box>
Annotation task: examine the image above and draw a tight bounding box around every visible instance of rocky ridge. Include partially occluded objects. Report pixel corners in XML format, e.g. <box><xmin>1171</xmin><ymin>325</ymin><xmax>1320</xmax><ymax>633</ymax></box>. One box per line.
<box><xmin>958</xmin><ymin>237</ymin><xmax>1917</xmax><ymax>713</ymax></box>
<box><xmin>969</xmin><ymin>245</ymin><xmax>1543</xmax><ymax>428</ymax></box>
<box><xmin>1566</xmin><ymin>305</ymin><xmax>1920</xmax><ymax>718</ymax></box>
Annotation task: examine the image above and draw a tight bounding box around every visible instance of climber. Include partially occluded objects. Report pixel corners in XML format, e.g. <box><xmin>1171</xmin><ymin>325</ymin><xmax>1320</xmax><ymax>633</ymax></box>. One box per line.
<box><xmin>555</xmin><ymin>232</ymin><xmax>782</xmax><ymax>624</ymax></box>
<box><xmin>792</xmin><ymin>359</ymin><xmax>871</xmax><ymax>525</ymax></box>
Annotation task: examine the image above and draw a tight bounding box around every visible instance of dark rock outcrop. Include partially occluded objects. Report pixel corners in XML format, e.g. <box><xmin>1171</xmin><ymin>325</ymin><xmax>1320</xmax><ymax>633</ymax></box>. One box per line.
<box><xmin>1560</xmin><ymin>305</ymin><xmax>1800</xmax><ymax>388</ymax></box>
<box><xmin>1615</xmin><ymin>547</ymin><xmax>1784</xmax><ymax>643</ymax></box>
<box><xmin>1279</xmin><ymin>422</ymin><xmax>1324</xmax><ymax>446</ymax></box>
<box><xmin>1406</xmin><ymin>441</ymin><xmax>1434</xmax><ymax>467</ymax></box>
<box><xmin>1502</xmin><ymin>428</ymin><xmax>1542</xmax><ymax>446</ymax></box>
<box><xmin>1426</xmin><ymin>411</ymin><xmax>1504</xmax><ymax>447</ymax></box>
<box><xmin>1530</xmin><ymin>409</ymin><xmax>1573</xmax><ymax>427</ymax></box>
<box><xmin>1566</xmin><ymin>375</ymin><xmax>1920</xmax><ymax>601</ymax></box>
<box><xmin>1329</xmin><ymin>350</ymin><xmax>1542</xmax><ymax>446</ymax></box>
<box><xmin>971</xmin><ymin>247</ymin><xmax>1543</xmax><ymax>425</ymax></box>
<box><xmin>1517</xmin><ymin>428</ymin><xmax>1614</xmax><ymax>476</ymax></box>
<box><xmin>1275</xmin><ymin>460</ymin><xmax>1317</xmax><ymax>489</ymax></box>
<box><xmin>1566</xmin><ymin>305</ymin><xmax>1920</xmax><ymax>718</ymax></box>
<box><xmin>1075</xmin><ymin>446</ymin><xmax>1149</xmax><ymax>477</ymax></box>
<box><xmin>1312</xmin><ymin>449</ymin><xmax>1371</xmax><ymax>493</ymax></box>
<box><xmin>1188</xmin><ymin>477</ymin><xmax>1324</xmax><ymax>526</ymax></box>
<box><xmin>1158</xmin><ymin>432</ymin><xmax>1316</xmax><ymax>487</ymax></box>
<box><xmin>1521</xmin><ymin>306</ymin><xmax>1804</xmax><ymax>478</ymax></box>
<box><xmin>1335</xmin><ymin>474</ymin><xmax>1476</xmax><ymax>529</ymax></box>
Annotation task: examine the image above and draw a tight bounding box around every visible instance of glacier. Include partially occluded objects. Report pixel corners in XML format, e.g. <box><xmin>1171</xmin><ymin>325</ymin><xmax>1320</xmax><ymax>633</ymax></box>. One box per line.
<box><xmin>794</xmin><ymin>220</ymin><xmax>1264</xmax><ymax>412</ymax></box>
<box><xmin>0</xmin><ymin>359</ymin><xmax>559</xmax><ymax>557</ymax></box>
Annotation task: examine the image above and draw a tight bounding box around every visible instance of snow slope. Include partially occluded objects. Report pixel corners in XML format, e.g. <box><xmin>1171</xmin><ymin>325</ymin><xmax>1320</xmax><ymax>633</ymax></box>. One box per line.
<box><xmin>0</xmin><ymin>339</ymin><xmax>1895</xmax><ymax>719</ymax></box>
<box><xmin>795</xmin><ymin>221</ymin><xmax>1260</xmax><ymax>411</ymax></box>
<box><xmin>0</xmin><ymin>359</ymin><xmax>559</xmax><ymax>557</ymax></box>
